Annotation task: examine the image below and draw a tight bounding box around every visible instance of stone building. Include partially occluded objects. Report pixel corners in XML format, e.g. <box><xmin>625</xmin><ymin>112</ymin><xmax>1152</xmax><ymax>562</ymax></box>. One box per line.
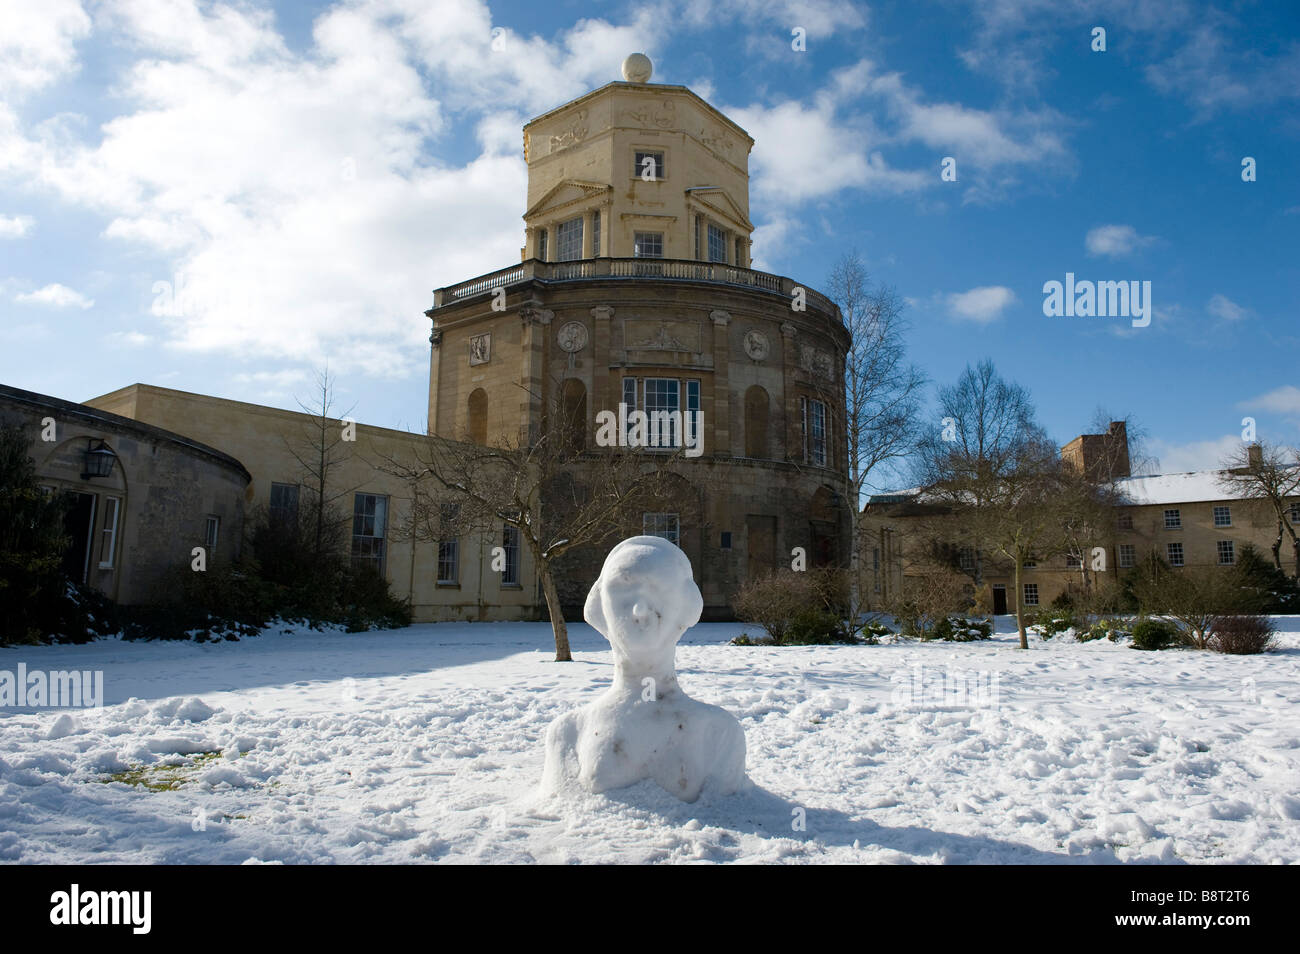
<box><xmin>1</xmin><ymin>383</ymin><xmax>249</xmax><ymax>605</ymax></box>
<box><xmin>426</xmin><ymin>55</ymin><xmax>852</xmax><ymax>618</ymax></box>
<box><xmin>862</xmin><ymin>423</ymin><xmax>1300</xmax><ymax>615</ymax></box>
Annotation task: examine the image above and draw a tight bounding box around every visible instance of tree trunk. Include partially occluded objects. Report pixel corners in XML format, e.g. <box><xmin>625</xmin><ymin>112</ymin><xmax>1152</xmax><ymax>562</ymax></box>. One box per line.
<box><xmin>538</xmin><ymin>562</ymin><xmax>572</xmax><ymax>662</ymax></box>
<box><xmin>1014</xmin><ymin>559</ymin><xmax>1027</xmax><ymax>650</ymax></box>
<box><xmin>1271</xmin><ymin>519</ymin><xmax>1283</xmax><ymax>570</ymax></box>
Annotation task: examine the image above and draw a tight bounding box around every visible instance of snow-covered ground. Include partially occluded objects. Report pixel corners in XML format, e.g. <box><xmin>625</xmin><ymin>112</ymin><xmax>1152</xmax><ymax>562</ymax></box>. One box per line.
<box><xmin>2</xmin><ymin>618</ymin><xmax>1298</xmax><ymax>864</ymax></box>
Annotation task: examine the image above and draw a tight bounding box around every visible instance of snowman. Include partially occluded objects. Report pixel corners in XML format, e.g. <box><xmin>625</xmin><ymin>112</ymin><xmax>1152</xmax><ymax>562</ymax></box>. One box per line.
<box><xmin>541</xmin><ymin>536</ymin><xmax>747</xmax><ymax>802</ymax></box>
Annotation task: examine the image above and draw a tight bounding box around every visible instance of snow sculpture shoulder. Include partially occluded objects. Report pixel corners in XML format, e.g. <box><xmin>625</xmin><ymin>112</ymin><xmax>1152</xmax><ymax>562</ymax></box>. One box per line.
<box><xmin>541</xmin><ymin>536</ymin><xmax>747</xmax><ymax>802</ymax></box>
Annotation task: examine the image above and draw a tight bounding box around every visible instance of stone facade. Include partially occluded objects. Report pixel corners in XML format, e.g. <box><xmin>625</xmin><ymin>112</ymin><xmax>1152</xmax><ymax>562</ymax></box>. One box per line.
<box><xmin>428</xmin><ymin>70</ymin><xmax>852</xmax><ymax>619</ymax></box>
<box><xmin>1</xmin><ymin>383</ymin><xmax>249</xmax><ymax>605</ymax></box>
<box><xmin>85</xmin><ymin>384</ymin><xmax>538</xmax><ymax>623</ymax></box>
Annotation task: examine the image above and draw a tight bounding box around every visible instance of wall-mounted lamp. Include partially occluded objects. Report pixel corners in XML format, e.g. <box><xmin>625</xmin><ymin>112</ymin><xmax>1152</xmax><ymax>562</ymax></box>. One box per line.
<box><xmin>81</xmin><ymin>439</ymin><xmax>116</xmax><ymax>479</ymax></box>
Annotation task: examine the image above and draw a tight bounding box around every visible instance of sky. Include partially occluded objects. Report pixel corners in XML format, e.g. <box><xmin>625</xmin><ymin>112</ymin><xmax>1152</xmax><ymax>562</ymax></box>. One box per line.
<box><xmin>1</xmin><ymin>0</ymin><xmax>1297</xmax><ymax>487</ymax></box>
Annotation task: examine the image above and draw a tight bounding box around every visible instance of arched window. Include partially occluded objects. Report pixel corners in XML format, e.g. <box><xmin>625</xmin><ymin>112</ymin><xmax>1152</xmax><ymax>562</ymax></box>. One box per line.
<box><xmin>561</xmin><ymin>379</ymin><xmax>587</xmax><ymax>451</ymax></box>
<box><xmin>744</xmin><ymin>385</ymin><xmax>769</xmax><ymax>459</ymax></box>
<box><xmin>467</xmin><ymin>388</ymin><xmax>488</xmax><ymax>445</ymax></box>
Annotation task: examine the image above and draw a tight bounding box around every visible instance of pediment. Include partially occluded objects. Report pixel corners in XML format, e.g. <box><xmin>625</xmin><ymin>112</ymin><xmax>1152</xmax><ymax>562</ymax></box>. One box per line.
<box><xmin>687</xmin><ymin>187</ymin><xmax>753</xmax><ymax>231</ymax></box>
<box><xmin>525</xmin><ymin>179</ymin><xmax>613</xmax><ymax>220</ymax></box>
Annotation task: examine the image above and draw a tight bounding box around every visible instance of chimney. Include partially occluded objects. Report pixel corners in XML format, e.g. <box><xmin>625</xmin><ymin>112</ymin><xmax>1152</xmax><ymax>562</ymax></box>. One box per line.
<box><xmin>1248</xmin><ymin>443</ymin><xmax>1263</xmax><ymax>468</ymax></box>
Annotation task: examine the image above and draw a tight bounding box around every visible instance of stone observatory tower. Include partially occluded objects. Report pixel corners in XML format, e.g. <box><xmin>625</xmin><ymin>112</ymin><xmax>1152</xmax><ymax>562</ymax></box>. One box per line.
<box><xmin>426</xmin><ymin>55</ymin><xmax>851</xmax><ymax>620</ymax></box>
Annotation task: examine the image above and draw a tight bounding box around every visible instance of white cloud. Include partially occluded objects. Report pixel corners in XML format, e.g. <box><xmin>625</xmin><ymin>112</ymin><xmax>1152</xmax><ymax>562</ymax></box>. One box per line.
<box><xmin>1239</xmin><ymin>385</ymin><xmax>1300</xmax><ymax>415</ymax></box>
<box><xmin>16</xmin><ymin>282</ymin><xmax>94</xmax><ymax>309</ymax></box>
<box><xmin>1085</xmin><ymin>224</ymin><xmax>1156</xmax><ymax>258</ymax></box>
<box><xmin>0</xmin><ymin>214</ymin><xmax>35</xmax><ymax>238</ymax></box>
<box><xmin>1147</xmin><ymin>434</ymin><xmax>1243</xmax><ymax>474</ymax></box>
<box><xmin>946</xmin><ymin>285</ymin><xmax>1016</xmax><ymax>324</ymax></box>
<box><xmin>1206</xmin><ymin>293</ymin><xmax>1249</xmax><ymax>322</ymax></box>
<box><xmin>0</xmin><ymin>0</ymin><xmax>91</xmax><ymax>97</ymax></box>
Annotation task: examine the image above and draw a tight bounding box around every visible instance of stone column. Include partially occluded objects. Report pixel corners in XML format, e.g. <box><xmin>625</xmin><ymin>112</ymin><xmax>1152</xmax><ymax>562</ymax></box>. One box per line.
<box><xmin>427</xmin><ymin>326</ymin><xmax>443</xmax><ymax>435</ymax></box>
<box><xmin>591</xmin><ymin>305</ymin><xmax>615</xmax><ymax>421</ymax></box>
<box><xmin>781</xmin><ymin>321</ymin><xmax>799</xmax><ymax>461</ymax></box>
<box><xmin>519</xmin><ymin>303</ymin><xmax>553</xmax><ymax>446</ymax></box>
<box><xmin>709</xmin><ymin>310</ymin><xmax>731</xmax><ymax>458</ymax></box>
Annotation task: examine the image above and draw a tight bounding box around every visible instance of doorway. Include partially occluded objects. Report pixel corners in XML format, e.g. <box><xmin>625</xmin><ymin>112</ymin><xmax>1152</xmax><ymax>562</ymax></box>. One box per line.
<box><xmin>992</xmin><ymin>584</ymin><xmax>1008</xmax><ymax>615</ymax></box>
<box><xmin>61</xmin><ymin>492</ymin><xmax>97</xmax><ymax>584</ymax></box>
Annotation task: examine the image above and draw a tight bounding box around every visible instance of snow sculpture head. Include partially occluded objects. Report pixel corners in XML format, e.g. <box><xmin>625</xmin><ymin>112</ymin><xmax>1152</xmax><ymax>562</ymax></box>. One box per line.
<box><xmin>583</xmin><ymin>535</ymin><xmax>703</xmax><ymax>672</ymax></box>
<box><xmin>541</xmin><ymin>535</ymin><xmax>747</xmax><ymax>802</ymax></box>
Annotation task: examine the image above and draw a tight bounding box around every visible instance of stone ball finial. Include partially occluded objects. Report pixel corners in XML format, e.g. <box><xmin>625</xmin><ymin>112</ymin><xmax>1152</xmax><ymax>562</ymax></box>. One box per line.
<box><xmin>622</xmin><ymin>52</ymin><xmax>652</xmax><ymax>83</ymax></box>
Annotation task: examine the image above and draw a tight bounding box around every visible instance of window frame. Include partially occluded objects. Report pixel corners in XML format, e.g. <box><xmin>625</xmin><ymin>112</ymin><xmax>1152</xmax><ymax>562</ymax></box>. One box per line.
<box><xmin>633</xmin><ymin>150</ymin><xmax>665</xmax><ymax>181</ymax></box>
<box><xmin>1117</xmin><ymin>543</ymin><xmax>1136</xmax><ymax>569</ymax></box>
<box><xmin>98</xmin><ymin>495</ymin><xmax>121</xmax><ymax>569</ymax></box>
<box><xmin>706</xmin><ymin>222</ymin><xmax>727</xmax><ymax>263</ymax></box>
<box><xmin>1167</xmin><ymin>541</ymin><xmax>1184</xmax><ymax>567</ymax></box>
<box><xmin>351</xmin><ymin>493</ymin><xmax>388</xmax><ymax>575</ymax></box>
<box><xmin>270</xmin><ymin>482</ymin><xmax>300</xmax><ymax>527</ymax></box>
<box><xmin>437</xmin><ymin>502</ymin><xmax>460</xmax><ymax>585</ymax></box>
<box><xmin>1164</xmin><ymin>508</ymin><xmax>1182</xmax><ymax>530</ymax></box>
<box><xmin>1022</xmin><ymin>583</ymin><xmax>1039</xmax><ymax>606</ymax></box>
<box><xmin>633</xmin><ymin>231</ymin><xmax>663</xmax><ymax>258</ymax></box>
<box><xmin>1213</xmin><ymin>505</ymin><xmax>1232</xmax><ymax>527</ymax></box>
<box><xmin>643</xmin><ymin>512</ymin><xmax>680</xmax><ymax>546</ymax></box>
<box><xmin>204</xmin><ymin>515</ymin><xmax>220</xmax><ymax>550</ymax></box>
<box><xmin>1217</xmin><ymin>539</ymin><xmax>1235</xmax><ymax>565</ymax></box>
<box><xmin>501</xmin><ymin>523</ymin><xmax>520</xmax><ymax>586</ymax></box>
<box><xmin>556</xmin><ymin>215</ymin><xmax>583</xmax><ymax>262</ymax></box>
<box><xmin>1117</xmin><ymin>511</ymin><xmax>1133</xmax><ymax>531</ymax></box>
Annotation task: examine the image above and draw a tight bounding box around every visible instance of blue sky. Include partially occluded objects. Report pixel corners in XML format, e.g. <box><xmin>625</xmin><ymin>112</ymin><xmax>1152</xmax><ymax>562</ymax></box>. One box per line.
<box><xmin>1</xmin><ymin>0</ymin><xmax>1297</xmax><ymax>484</ymax></box>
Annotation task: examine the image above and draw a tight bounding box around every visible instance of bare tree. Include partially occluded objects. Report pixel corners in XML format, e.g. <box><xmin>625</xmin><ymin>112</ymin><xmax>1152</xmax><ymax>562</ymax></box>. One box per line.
<box><xmin>914</xmin><ymin>360</ymin><xmax>1070</xmax><ymax>648</ymax></box>
<box><xmin>284</xmin><ymin>368</ymin><xmax>360</xmax><ymax>559</ymax></box>
<box><xmin>1218</xmin><ymin>441</ymin><xmax>1300</xmax><ymax>578</ymax></box>
<box><xmin>381</xmin><ymin>379</ymin><xmax>686</xmax><ymax>662</ymax></box>
<box><xmin>823</xmin><ymin>250</ymin><xmax>925</xmax><ymax>631</ymax></box>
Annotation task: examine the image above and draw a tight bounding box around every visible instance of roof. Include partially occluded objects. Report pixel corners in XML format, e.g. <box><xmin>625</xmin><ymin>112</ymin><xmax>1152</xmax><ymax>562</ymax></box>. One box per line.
<box><xmin>1115</xmin><ymin>470</ymin><xmax>1252</xmax><ymax>506</ymax></box>
<box><xmin>1</xmin><ymin>382</ymin><xmax>253</xmax><ymax>482</ymax></box>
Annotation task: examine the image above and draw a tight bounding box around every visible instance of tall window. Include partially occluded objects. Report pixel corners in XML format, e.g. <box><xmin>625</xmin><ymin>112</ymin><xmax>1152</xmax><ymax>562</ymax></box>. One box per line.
<box><xmin>591</xmin><ymin>209</ymin><xmax>600</xmax><ymax>256</ymax></box>
<box><xmin>98</xmin><ymin>496</ymin><xmax>120</xmax><ymax>569</ymax></box>
<box><xmin>1290</xmin><ymin>502</ymin><xmax>1300</xmax><ymax>523</ymax></box>
<box><xmin>270</xmin><ymin>482</ymin><xmax>299</xmax><ymax>526</ymax></box>
<box><xmin>707</xmin><ymin>223</ymin><xmax>727</xmax><ymax>263</ymax></box>
<box><xmin>537</xmin><ymin>227</ymin><xmax>548</xmax><ymax>261</ymax></box>
<box><xmin>643</xmin><ymin>512</ymin><xmax>680</xmax><ymax>546</ymax></box>
<box><xmin>801</xmin><ymin>397</ymin><xmax>828</xmax><ymax>466</ymax></box>
<box><xmin>1166</xmin><ymin>542</ymin><xmax>1184</xmax><ymax>567</ymax></box>
<box><xmin>1218</xmin><ymin>540</ymin><xmax>1235</xmax><ymax>565</ymax></box>
<box><xmin>467</xmin><ymin>388</ymin><xmax>488</xmax><ymax>445</ymax></box>
<box><xmin>352</xmin><ymin>493</ymin><xmax>387</xmax><ymax>573</ymax></box>
<box><xmin>1118</xmin><ymin>544</ymin><xmax>1136</xmax><ymax>568</ymax></box>
<box><xmin>1213</xmin><ymin>505</ymin><xmax>1232</xmax><ymax>527</ymax></box>
<box><xmin>437</xmin><ymin>502</ymin><xmax>459</xmax><ymax>584</ymax></box>
<box><xmin>1164</xmin><ymin>508</ymin><xmax>1181</xmax><ymax>529</ymax></box>
<box><xmin>633</xmin><ymin>232</ymin><xmax>663</xmax><ymax>258</ymax></box>
<box><xmin>634</xmin><ymin>150</ymin><xmax>664</xmax><ymax>180</ymax></box>
<box><xmin>1023</xmin><ymin>583</ymin><xmax>1039</xmax><ymax>606</ymax></box>
<box><xmin>735</xmin><ymin>236</ymin><xmax>744</xmax><ymax>266</ymax></box>
<box><xmin>959</xmin><ymin>547</ymin><xmax>975</xmax><ymax>571</ymax></box>
<box><xmin>502</xmin><ymin>524</ymin><xmax>520</xmax><ymax>585</ymax></box>
<box><xmin>556</xmin><ymin>216</ymin><xmax>583</xmax><ymax>262</ymax></box>
<box><xmin>686</xmin><ymin>379</ymin><xmax>701</xmax><ymax>449</ymax></box>
<box><xmin>645</xmin><ymin>378</ymin><xmax>680</xmax><ymax>447</ymax></box>
<box><xmin>205</xmin><ymin>516</ymin><xmax>220</xmax><ymax>549</ymax></box>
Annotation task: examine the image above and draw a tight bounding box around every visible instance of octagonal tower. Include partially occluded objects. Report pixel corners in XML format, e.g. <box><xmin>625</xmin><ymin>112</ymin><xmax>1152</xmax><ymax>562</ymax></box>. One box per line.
<box><xmin>426</xmin><ymin>56</ymin><xmax>851</xmax><ymax>619</ymax></box>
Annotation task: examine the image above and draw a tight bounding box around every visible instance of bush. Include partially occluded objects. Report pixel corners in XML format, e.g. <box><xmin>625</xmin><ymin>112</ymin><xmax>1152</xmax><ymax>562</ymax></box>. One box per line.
<box><xmin>930</xmin><ymin>615</ymin><xmax>992</xmax><ymax>642</ymax></box>
<box><xmin>859</xmin><ymin>620</ymin><xmax>894</xmax><ymax>645</ymax></box>
<box><xmin>1231</xmin><ymin>546</ymin><xmax>1300</xmax><ymax>614</ymax></box>
<box><xmin>1079</xmin><ymin>617</ymin><xmax>1131</xmax><ymax>642</ymax></box>
<box><xmin>1131</xmin><ymin>618</ymin><xmax>1178</xmax><ymax>651</ymax></box>
<box><xmin>1031</xmin><ymin>608</ymin><xmax>1076</xmax><ymax>640</ymax></box>
<box><xmin>731</xmin><ymin>567</ymin><xmax>846</xmax><ymax>643</ymax></box>
<box><xmin>1208</xmin><ymin>615</ymin><xmax>1277</xmax><ymax>655</ymax></box>
<box><xmin>781</xmin><ymin>607</ymin><xmax>853</xmax><ymax>645</ymax></box>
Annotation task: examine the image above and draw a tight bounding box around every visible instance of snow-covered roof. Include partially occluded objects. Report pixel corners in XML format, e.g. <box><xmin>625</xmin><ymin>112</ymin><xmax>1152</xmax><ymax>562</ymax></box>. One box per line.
<box><xmin>1115</xmin><ymin>470</ymin><xmax>1240</xmax><ymax>506</ymax></box>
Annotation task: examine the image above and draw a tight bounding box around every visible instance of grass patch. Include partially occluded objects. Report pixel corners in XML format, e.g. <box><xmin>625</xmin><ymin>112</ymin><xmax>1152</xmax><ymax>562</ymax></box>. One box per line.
<box><xmin>100</xmin><ymin>750</ymin><xmax>244</xmax><ymax>792</ymax></box>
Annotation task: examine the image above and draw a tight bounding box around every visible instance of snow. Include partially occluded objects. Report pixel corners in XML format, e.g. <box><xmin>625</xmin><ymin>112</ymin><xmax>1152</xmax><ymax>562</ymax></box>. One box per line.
<box><xmin>1115</xmin><ymin>470</ymin><xmax>1240</xmax><ymax>506</ymax></box>
<box><xmin>1</xmin><ymin>617</ymin><xmax>1298</xmax><ymax>863</ymax></box>
<box><xmin>542</xmin><ymin>537</ymin><xmax>747</xmax><ymax>802</ymax></box>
